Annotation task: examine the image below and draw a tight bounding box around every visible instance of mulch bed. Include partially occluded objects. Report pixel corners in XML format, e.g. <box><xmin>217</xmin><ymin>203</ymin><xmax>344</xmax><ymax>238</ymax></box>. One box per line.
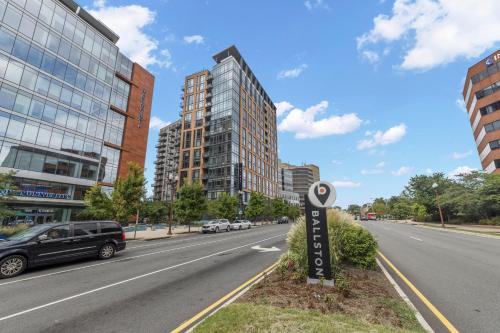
<box><xmin>237</xmin><ymin>266</ymin><xmax>415</xmax><ymax>330</ymax></box>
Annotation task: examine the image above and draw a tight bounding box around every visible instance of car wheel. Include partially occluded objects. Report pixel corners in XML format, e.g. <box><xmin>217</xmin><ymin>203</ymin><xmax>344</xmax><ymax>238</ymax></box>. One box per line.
<box><xmin>227</xmin><ymin>226</ymin><xmax>231</xmax><ymax>232</ymax></box>
<box><xmin>215</xmin><ymin>227</ymin><xmax>219</xmax><ymax>233</ymax></box>
<box><xmin>0</xmin><ymin>255</ymin><xmax>27</xmax><ymax>279</ymax></box>
<box><xmin>99</xmin><ymin>243</ymin><xmax>116</xmax><ymax>260</ymax></box>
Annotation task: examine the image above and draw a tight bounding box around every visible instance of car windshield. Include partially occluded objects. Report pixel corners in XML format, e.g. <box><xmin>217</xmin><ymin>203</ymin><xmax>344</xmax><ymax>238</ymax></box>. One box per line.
<box><xmin>208</xmin><ymin>221</ymin><xmax>218</xmax><ymax>225</ymax></box>
<box><xmin>6</xmin><ymin>225</ymin><xmax>50</xmax><ymax>241</ymax></box>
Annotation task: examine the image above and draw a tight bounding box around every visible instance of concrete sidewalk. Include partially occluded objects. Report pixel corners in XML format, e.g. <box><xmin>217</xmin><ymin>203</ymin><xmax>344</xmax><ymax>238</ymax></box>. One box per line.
<box><xmin>125</xmin><ymin>225</ymin><xmax>201</xmax><ymax>241</ymax></box>
<box><xmin>387</xmin><ymin>219</ymin><xmax>500</xmax><ymax>236</ymax></box>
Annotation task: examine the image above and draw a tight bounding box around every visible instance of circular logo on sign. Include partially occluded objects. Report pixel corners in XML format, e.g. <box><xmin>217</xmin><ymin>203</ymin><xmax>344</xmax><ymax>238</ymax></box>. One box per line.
<box><xmin>308</xmin><ymin>181</ymin><xmax>336</xmax><ymax>208</ymax></box>
<box><xmin>486</xmin><ymin>57</ymin><xmax>493</xmax><ymax>66</ymax></box>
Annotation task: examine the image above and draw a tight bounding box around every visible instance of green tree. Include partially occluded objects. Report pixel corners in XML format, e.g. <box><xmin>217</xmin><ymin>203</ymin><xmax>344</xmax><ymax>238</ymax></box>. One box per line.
<box><xmin>346</xmin><ymin>204</ymin><xmax>361</xmax><ymax>217</ymax></box>
<box><xmin>478</xmin><ymin>173</ymin><xmax>500</xmax><ymax>218</ymax></box>
<box><xmin>390</xmin><ymin>197</ymin><xmax>413</xmax><ymax>220</ymax></box>
<box><xmin>271</xmin><ymin>198</ymin><xmax>287</xmax><ymax>218</ymax></box>
<box><xmin>80</xmin><ymin>185</ymin><xmax>113</xmax><ymax>220</ymax></box>
<box><xmin>174</xmin><ymin>182</ymin><xmax>207</xmax><ymax>232</ymax></box>
<box><xmin>404</xmin><ymin>173</ymin><xmax>453</xmax><ymax>221</ymax></box>
<box><xmin>372</xmin><ymin>198</ymin><xmax>388</xmax><ymax>217</ymax></box>
<box><xmin>210</xmin><ymin>193</ymin><xmax>238</xmax><ymax>220</ymax></box>
<box><xmin>112</xmin><ymin>162</ymin><xmax>146</xmax><ymax>223</ymax></box>
<box><xmin>245</xmin><ymin>192</ymin><xmax>266</xmax><ymax>221</ymax></box>
<box><xmin>287</xmin><ymin>205</ymin><xmax>301</xmax><ymax>221</ymax></box>
<box><xmin>0</xmin><ymin>172</ymin><xmax>16</xmax><ymax>221</ymax></box>
<box><xmin>411</xmin><ymin>203</ymin><xmax>427</xmax><ymax>221</ymax></box>
<box><xmin>141</xmin><ymin>200</ymin><xmax>168</xmax><ymax>225</ymax></box>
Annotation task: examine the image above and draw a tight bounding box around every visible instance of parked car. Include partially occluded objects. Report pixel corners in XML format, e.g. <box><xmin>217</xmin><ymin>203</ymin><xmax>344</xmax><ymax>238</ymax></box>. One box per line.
<box><xmin>231</xmin><ymin>220</ymin><xmax>252</xmax><ymax>230</ymax></box>
<box><xmin>0</xmin><ymin>221</ymin><xmax>126</xmax><ymax>279</ymax></box>
<box><xmin>277</xmin><ymin>216</ymin><xmax>289</xmax><ymax>224</ymax></box>
<box><xmin>201</xmin><ymin>219</ymin><xmax>231</xmax><ymax>233</ymax></box>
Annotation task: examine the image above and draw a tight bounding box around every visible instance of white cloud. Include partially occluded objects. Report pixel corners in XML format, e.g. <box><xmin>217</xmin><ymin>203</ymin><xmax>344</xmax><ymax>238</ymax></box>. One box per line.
<box><xmin>448</xmin><ymin>166</ymin><xmax>477</xmax><ymax>178</ymax></box>
<box><xmin>451</xmin><ymin>150</ymin><xmax>473</xmax><ymax>160</ymax></box>
<box><xmin>278</xmin><ymin>101</ymin><xmax>362</xmax><ymax>139</ymax></box>
<box><xmin>277</xmin><ymin>64</ymin><xmax>308</xmax><ymax>79</ymax></box>
<box><xmin>361</xmin><ymin>161</ymin><xmax>386</xmax><ymax>175</ymax></box>
<box><xmin>305</xmin><ymin>0</ymin><xmax>329</xmax><ymax>10</ymax></box>
<box><xmin>332</xmin><ymin>160</ymin><xmax>343</xmax><ymax>165</ymax></box>
<box><xmin>362</xmin><ymin>50</ymin><xmax>380</xmax><ymax>63</ymax></box>
<box><xmin>455</xmin><ymin>98</ymin><xmax>467</xmax><ymax>113</ymax></box>
<box><xmin>275</xmin><ymin>101</ymin><xmax>294</xmax><ymax>117</ymax></box>
<box><xmin>391</xmin><ymin>166</ymin><xmax>413</xmax><ymax>176</ymax></box>
<box><xmin>361</xmin><ymin>168</ymin><xmax>383</xmax><ymax>175</ymax></box>
<box><xmin>357</xmin><ymin>123</ymin><xmax>407</xmax><ymax>150</ymax></box>
<box><xmin>183</xmin><ymin>35</ymin><xmax>205</xmax><ymax>45</ymax></box>
<box><xmin>89</xmin><ymin>3</ymin><xmax>171</xmax><ymax>69</ymax></box>
<box><xmin>332</xmin><ymin>180</ymin><xmax>361</xmax><ymax>188</ymax></box>
<box><xmin>426</xmin><ymin>168</ymin><xmax>433</xmax><ymax>174</ymax></box>
<box><xmin>357</xmin><ymin>0</ymin><xmax>500</xmax><ymax>70</ymax></box>
<box><xmin>149</xmin><ymin>116</ymin><xmax>170</xmax><ymax>130</ymax></box>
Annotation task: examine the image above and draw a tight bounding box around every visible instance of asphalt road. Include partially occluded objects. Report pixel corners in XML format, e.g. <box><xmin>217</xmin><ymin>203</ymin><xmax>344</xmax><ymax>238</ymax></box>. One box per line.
<box><xmin>361</xmin><ymin>220</ymin><xmax>500</xmax><ymax>333</ymax></box>
<box><xmin>0</xmin><ymin>223</ymin><xmax>290</xmax><ymax>333</ymax></box>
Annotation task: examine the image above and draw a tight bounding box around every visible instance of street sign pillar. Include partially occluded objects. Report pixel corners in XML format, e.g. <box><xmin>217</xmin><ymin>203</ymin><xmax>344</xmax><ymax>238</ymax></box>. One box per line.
<box><xmin>304</xmin><ymin>181</ymin><xmax>337</xmax><ymax>286</ymax></box>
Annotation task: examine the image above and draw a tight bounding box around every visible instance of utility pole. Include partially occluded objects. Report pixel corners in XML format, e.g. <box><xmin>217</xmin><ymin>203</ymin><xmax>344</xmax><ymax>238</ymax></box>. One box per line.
<box><xmin>167</xmin><ymin>174</ymin><xmax>178</xmax><ymax>236</ymax></box>
<box><xmin>432</xmin><ymin>183</ymin><xmax>445</xmax><ymax>228</ymax></box>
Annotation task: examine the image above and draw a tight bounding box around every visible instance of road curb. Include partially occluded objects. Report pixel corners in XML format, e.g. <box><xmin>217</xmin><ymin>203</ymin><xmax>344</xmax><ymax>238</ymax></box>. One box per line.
<box><xmin>417</xmin><ymin>225</ymin><xmax>500</xmax><ymax>239</ymax></box>
<box><xmin>172</xmin><ymin>261</ymin><xmax>279</xmax><ymax>333</ymax></box>
<box><xmin>376</xmin><ymin>258</ymin><xmax>434</xmax><ymax>333</ymax></box>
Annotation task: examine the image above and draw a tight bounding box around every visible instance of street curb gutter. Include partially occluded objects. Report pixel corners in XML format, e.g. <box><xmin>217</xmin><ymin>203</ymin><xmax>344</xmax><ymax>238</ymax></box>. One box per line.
<box><xmin>171</xmin><ymin>261</ymin><xmax>279</xmax><ymax>333</ymax></box>
<box><xmin>376</xmin><ymin>258</ymin><xmax>434</xmax><ymax>333</ymax></box>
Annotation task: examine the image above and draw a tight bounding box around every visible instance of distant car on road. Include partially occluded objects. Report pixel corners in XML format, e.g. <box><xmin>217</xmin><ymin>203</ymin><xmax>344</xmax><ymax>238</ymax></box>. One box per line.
<box><xmin>277</xmin><ymin>216</ymin><xmax>289</xmax><ymax>224</ymax></box>
<box><xmin>231</xmin><ymin>220</ymin><xmax>251</xmax><ymax>230</ymax></box>
<box><xmin>0</xmin><ymin>221</ymin><xmax>126</xmax><ymax>279</ymax></box>
<box><xmin>201</xmin><ymin>219</ymin><xmax>231</xmax><ymax>233</ymax></box>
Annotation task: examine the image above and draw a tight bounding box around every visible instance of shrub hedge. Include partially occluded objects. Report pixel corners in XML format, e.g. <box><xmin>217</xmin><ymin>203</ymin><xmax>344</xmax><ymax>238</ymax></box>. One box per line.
<box><xmin>278</xmin><ymin>210</ymin><xmax>378</xmax><ymax>279</ymax></box>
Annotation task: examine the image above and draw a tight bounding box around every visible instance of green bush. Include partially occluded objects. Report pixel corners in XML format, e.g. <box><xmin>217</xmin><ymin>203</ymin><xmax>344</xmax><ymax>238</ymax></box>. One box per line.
<box><xmin>0</xmin><ymin>225</ymin><xmax>28</xmax><ymax>237</ymax></box>
<box><xmin>279</xmin><ymin>211</ymin><xmax>378</xmax><ymax>280</ymax></box>
<box><xmin>479</xmin><ymin>216</ymin><xmax>500</xmax><ymax>226</ymax></box>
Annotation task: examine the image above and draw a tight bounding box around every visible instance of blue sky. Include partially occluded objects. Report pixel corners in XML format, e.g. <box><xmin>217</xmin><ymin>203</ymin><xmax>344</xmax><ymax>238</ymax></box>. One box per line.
<box><xmin>82</xmin><ymin>0</ymin><xmax>499</xmax><ymax>208</ymax></box>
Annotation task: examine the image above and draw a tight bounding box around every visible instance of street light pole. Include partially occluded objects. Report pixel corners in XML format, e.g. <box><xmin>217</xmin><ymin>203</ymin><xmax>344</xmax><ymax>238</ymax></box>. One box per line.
<box><xmin>167</xmin><ymin>174</ymin><xmax>178</xmax><ymax>236</ymax></box>
<box><xmin>432</xmin><ymin>183</ymin><xmax>445</xmax><ymax>228</ymax></box>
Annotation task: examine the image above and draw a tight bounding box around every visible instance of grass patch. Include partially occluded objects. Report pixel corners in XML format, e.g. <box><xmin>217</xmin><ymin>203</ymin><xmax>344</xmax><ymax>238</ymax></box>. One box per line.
<box><xmin>0</xmin><ymin>225</ymin><xmax>28</xmax><ymax>237</ymax></box>
<box><xmin>378</xmin><ymin>298</ymin><xmax>424</xmax><ymax>332</ymax></box>
<box><xmin>194</xmin><ymin>303</ymin><xmax>422</xmax><ymax>333</ymax></box>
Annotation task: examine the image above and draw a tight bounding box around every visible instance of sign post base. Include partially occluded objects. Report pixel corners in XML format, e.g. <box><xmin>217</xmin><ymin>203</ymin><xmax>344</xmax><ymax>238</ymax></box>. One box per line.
<box><xmin>307</xmin><ymin>277</ymin><xmax>335</xmax><ymax>287</ymax></box>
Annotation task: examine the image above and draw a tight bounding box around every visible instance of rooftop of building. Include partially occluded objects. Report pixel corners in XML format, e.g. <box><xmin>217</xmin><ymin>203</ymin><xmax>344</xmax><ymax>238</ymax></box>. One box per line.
<box><xmin>213</xmin><ymin>45</ymin><xmax>275</xmax><ymax>108</ymax></box>
<box><xmin>59</xmin><ymin>0</ymin><xmax>119</xmax><ymax>43</ymax></box>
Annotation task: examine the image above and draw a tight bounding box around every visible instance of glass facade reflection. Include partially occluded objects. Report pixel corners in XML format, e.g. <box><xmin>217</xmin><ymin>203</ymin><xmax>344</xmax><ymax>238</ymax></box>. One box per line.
<box><xmin>0</xmin><ymin>0</ymin><xmax>139</xmax><ymax>222</ymax></box>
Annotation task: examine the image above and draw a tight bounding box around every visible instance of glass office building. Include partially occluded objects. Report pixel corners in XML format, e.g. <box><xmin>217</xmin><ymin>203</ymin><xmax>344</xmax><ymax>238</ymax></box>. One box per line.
<box><xmin>0</xmin><ymin>0</ymin><xmax>154</xmax><ymax>223</ymax></box>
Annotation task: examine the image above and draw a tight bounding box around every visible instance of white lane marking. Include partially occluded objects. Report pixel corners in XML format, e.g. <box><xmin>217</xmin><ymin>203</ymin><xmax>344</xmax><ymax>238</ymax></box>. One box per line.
<box><xmin>0</xmin><ymin>231</ymin><xmax>279</xmax><ymax>287</ymax></box>
<box><xmin>128</xmin><ymin>228</ymin><xmax>271</xmax><ymax>250</ymax></box>
<box><xmin>251</xmin><ymin>245</ymin><xmax>280</xmax><ymax>253</ymax></box>
<box><xmin>410</xmin><ymin>236</ymin><xmax>423</xmax><ymax>242</ymax></box>
<box><xmin>0</xmin><ymin>233</ymin><xmax>286</xmax><ymax>322</ymax></box>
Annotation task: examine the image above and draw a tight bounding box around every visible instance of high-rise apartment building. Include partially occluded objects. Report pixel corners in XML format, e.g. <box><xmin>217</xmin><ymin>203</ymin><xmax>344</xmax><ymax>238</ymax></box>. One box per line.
<box><xmin>278</xmin><ymin>160</ymin><xmax>299</xmax><ymax>206</ymax></box>
<box><xmin>175</xmin><ymin>46</ymin><xmax>278</xmax><ymax>204</ymax></box>
<box><xmin>281</xmin><ymin>162</ymin><xmax>320</xmax><ymax>209</ymax></box>
<box><xmin>0</xmin><ymin>0</ymin><xmax>154</xmax><ymax>223</ymax></box>
<box><xmin>463</xmin><ymin>50</ymin><xmax>500</xmax><ymax>174</ymax></box>
<box><xmin>153</xmin><ymin>120</ymin><xmax>180</xmax><ymax>201</ymax></box>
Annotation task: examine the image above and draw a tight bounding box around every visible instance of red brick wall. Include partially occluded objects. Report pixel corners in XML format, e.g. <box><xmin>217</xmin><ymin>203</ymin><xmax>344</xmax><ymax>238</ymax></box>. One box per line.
<box><xmin>118</xmin><ymin>63</ymin><xmax>155</xmax><ymax>178</ymax></box>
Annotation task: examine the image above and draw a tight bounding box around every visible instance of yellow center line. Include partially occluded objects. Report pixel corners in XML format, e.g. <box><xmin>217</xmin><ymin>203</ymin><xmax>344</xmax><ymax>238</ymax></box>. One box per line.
<box><xmin>378</xmin><ymin>251</ymin><xmax>459</xmax><ymax>333</ymax></box>
<box><xmin>170</xmin><ymin>261</ymin><xmax>279</xmax><ymax>333</ymax></box>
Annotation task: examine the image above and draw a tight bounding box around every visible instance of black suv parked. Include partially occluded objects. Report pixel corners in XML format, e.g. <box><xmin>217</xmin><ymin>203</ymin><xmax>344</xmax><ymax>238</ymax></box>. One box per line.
<box><xmin>0</xmin><ymin>221</ymin><xmax>126</xmax><ymax>279</ymax></box>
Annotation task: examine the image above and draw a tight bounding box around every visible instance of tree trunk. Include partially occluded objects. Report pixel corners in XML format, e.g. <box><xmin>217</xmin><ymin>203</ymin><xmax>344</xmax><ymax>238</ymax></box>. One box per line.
<box><xmin>188</xmin><ymin>224</ymin><xmax>191</xmax><ymax>233</ymax></box>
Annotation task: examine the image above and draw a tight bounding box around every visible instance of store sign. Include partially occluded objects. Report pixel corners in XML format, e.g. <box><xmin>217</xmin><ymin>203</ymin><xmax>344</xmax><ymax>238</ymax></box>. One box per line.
<box><xmin>0</xmin><ymin>189</ymin><xmax>71</xmax><ymax>200</ymax></box>
<box><xmin>486</xmin><ymin>52</ymin><xmax>500</xmax><ymax>66</ymax></box>
<box><xmin>304</xmin><ymin>181</ymin><xmax>337</xmax><ymax>286</ymax></box>
<box><xmin>138</xmin><ymin>89</ymin><xmax>146</xmax><ymax>128</ymax></box>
